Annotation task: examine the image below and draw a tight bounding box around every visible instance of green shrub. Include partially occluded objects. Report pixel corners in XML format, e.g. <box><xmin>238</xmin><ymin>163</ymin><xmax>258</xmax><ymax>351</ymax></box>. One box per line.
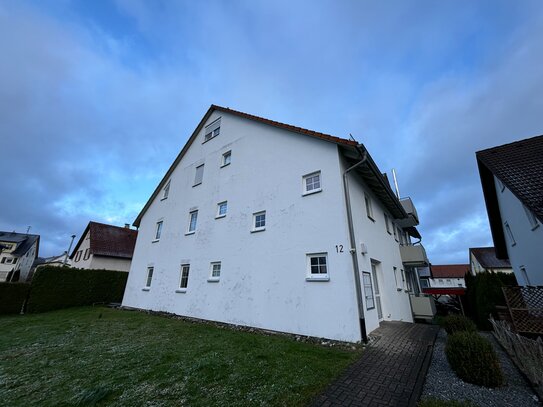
<box><xmin>464</xmin><ymin>272</ymin><xmax>518</xmax><ymax>330</ymax></box>
<box><xmin>441</xmin><ymin>315</ymin><xmax>477</xmax><ymax>335</ymax></box>
<box><xmin>0</xmin><ymin>282</ymin><xmax>30</xmax><ymax>314</ymax></box>
<box><xmin>445</xmin><ymin>331</ymin><xmax>504</xmax><ymax>387</ymax></box>
<box><xmin>26</xmin><ymin>266</ymin><xmax>128</xmax><ymax>313</ymax></box>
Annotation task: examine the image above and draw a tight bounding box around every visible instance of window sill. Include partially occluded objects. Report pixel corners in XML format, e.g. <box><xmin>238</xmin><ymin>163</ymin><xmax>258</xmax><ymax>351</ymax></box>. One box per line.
<box><xmin>215</xmin><ymin>214</ymin><xmax>226</xmax><ymax>219</ymax></box>
<box><xmin>175</xmin><ymin>289</ymin><xmax>187</xmax><ymax>293</ymax></box>
<box><xmin>142</xmin><ymin>287</ymin><xmax>150</xmax><ymax>291</ymax></box>
<box><xmin>306</xmin><ymin>277</ymin><xmax>330</xmax><ymax>282</ymax></box>
<box><xmin>251</xmin><ymin>228</ymin><xmax>266</xmax><ymax>233</ymax></box>
<box><xmin>531</xmin><ymin>224</ymin><xmax>540</xmax><ymax>231</ymax></box>
<box><xmin>396</xmin><ymin>288</ymin><xmax>402</xmax><ymax>292</ymax></box>
<box><xmin>151</xmin><ymin>239</ymin><xmax>160</xmax><ymax>243</ymax></box>
<box><xmin>161</xmin><ymin>197</ymin><xmax>168</xmax><ymax>201</ymax></box>
<box><xmin>192</xmin><ymin>182</ymin><xmax>202</xmax><ymax>188</ymax></box>
<box><xmin>185</xmin><ymin>231</ymin><xmax>195</xmax><ymax>236</ymax></box>
<box><xmin>220</xmin><ymin>162</ymin><xmax>230</xmax><ymax>168</ymax></box>
<box><xmin>367</xmin><ymin>216</ymin><xmax>375</xmax><ymax>222</ymax></box>
<box><xmin>207</xmin><ymin>278</ymin><xmax>220</xmax><ymax>283</ymax></box>
<box><xmin>202</xmin><ymin>135</ymin><xmax>218</xmax><ymax>145</ymax></box>
<box><xmin>302</xmin><ymin>188</ymin><xmax>322</xmax><ymax>197</ymax></box>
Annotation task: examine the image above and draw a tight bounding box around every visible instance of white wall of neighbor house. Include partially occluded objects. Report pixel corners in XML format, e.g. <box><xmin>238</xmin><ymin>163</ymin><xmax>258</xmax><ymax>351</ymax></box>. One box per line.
<box><xmin>123</xmin><ymin>110</ymin><xmax>367</xmax><ymax>342</ymax></box>
<box><xmin>0</xmin><ymin>241</ymin><xmax>37</xmax><ymax>281</ymax></box>
<box><xmin>90</xmin><ymin>256</ymin><xmax>131</xmax><ymax>272</ymax></box>
<box><xmin>72</xmin><ymin>231</ymin><xmax>92</xmax><ymax>268</ymax></box>
<box><xmin>469</xmin><ymin>252</ymin><xmax>513</xmax><ymax>275</ymax></box>
<box><xmin>494</xmin><ymin>176</ymin><xmax>543</xmax><ymax>286</ymax></box>
<box><xmin>340</xmin><ymin>154</ymin><xmax>414</xmax><ymax>334</ymax></box>
<box><xmin>426</xmin><ymin>277</ymin><xmax>465</xmax><ymax>288</ymax></box>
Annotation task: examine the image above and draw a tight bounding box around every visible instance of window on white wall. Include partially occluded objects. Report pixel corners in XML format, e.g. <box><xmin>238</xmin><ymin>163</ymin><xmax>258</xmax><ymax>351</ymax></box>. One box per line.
<box><xmin>401</xmin><ymin>269</ymin><xmax>406</xmax><ymax>289</ymax></box>
<box><xmin>363</xmin><ymin>272</ymin><xmax>375</xmax><ymax>310</ymax></box>
<box><xmin>154</xmin><ymin>221</ymin><xmax>163</xmax><ymax>241</ymax></box>
<box><xmin>519</xmin><ymin>266</ymin><xmax>531</xmax><ymax>285</ymax></box>
<box><xmin>384</xmin><ymin>213</ymin><xmax>391</xmax><ymax>234</ymax></box>
<box><xmin>162</xmin><ymin>180</ymin><xmax>170</xmax><ymax>200</ymax></box>
<box><xmin>83</xmin><ymin>248</ymin><xmax>90</xmax><ymax>261</ymax></box>
<box><xmin>209</xmin><ymin>262</ymin><xmax>221</xmax><ymax>281</ymax></box>
<box><xmin>364</xmin><ymin>194</ymin><xmax>374</xmax><ymax>220</ymax></box>
<box><xmin>393</xmin><ymin>224</ymin><xmax>398</xmax><ymax>241</ymax></box>
<box><xmin>216</xmin><ymin>201</ymin><xmax>228</xmax><ymax>218</ymax></box>
<box><xmin>75</xmin><ymin>251</ymin><xmax>82</xmax><ymax>262</ymax></box>
<box><xmin>252</xmin><ymin>211</ymin><xmax>266</xmax><ymax>232</ymax></box>
<box><xmin>221</xmin><ymin>151</ymin><xmax>231</xmax><ymax>167</ymax></box>
<box><xmin>523</xmin><ymin>205</ymin><xmax>540</xmax><ymax>230</ymax></box>
<box><xmin>393</xmin><ymin>267</ymin><xmax>399</xmax><ymax>289</ymax></box>
<box><xmin>194</xmin><ymin>164</ymin><xmax>204</xmax><ymax>186</ymax></box>
<box><xmin>504</xmin><ymin>222</ymin><xmax>516</xmax><ymax>246</ymax></box>
<box><xmin>307</xmin><ymin>253</ymin><xmax>329</xmax><ymax>280</ymax></box>
<box><xmin>303</xmin><ymin>171</ymin><xmax>322</xmax><ymax>195</ymax></box>
<box><xmin>204</xmin><ymin>117</ymin><xmax>221</xmax><ymax>142</ymax></box>
<box><xmin>187</xmin><ymin>211</ymin><xmax>198</xmax><ymax>233</ymax></box>
<box><xmin>145</xmin><ymin>267</ymin><xmax>153</xmax><ymax>288</ymax></box>
<box><xmin>179</xmin><ymin>264</ymin><xmax>190</xmax><ymax>290</ymax></box>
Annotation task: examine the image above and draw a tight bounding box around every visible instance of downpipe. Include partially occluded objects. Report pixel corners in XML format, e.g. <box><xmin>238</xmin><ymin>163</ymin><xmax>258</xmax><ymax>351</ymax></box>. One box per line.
<box><xmin>342</xmin><ymin>149</ymin><xmax>368</xmax><ymax>343</ymax></box>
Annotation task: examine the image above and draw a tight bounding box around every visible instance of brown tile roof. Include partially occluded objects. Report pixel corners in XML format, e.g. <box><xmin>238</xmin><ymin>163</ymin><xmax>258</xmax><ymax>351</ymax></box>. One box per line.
<box><xmin>469</xmin><ymin>247</ymin><xmax>511</xmax><ymax>269</ymax></box>
<box><xmin>476</xmin><ymin>135</ymin><xmax>543</xmax><ymax>222</ymax></box>
<box><xmin>431</xmin><ymin>264</ymin><xmax>470</xmax><ymax>278</ymax></box>
<box><xmin>70</xmin><ymin>221</ymin><xmax>137</xmax><ymax>259</ymax></box>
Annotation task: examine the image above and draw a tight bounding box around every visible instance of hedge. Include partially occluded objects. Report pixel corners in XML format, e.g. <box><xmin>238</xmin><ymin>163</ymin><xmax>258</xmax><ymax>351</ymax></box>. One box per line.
<box><xmin>26</xmin><ymin>266</ymin><xmax>128</xmax><ymax>313</ymax></box>
<box><xmin>445</xmin><ymin>331</ymin><xmax>504</xmax><ymax>387</ymax></box>
<box><xmin>441</xmin><ymin>315</ymin><xmax>477</xmax><ymax>335</ymax></box>
<box><xmin>463</xmin><ymin>272</ymin><xmax>518</xmax><ymax>330</ymax></box>
<box><xmin>0</xmin><ymin>282</ymin><xmax>30</xmax><ymax>314</ymax></box>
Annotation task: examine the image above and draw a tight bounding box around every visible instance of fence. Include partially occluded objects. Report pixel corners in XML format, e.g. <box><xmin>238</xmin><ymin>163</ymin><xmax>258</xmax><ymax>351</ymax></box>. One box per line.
<box><xmin>502</xmin><ymin>286</ymin><xmax>543</xmax><ymax>335</ymax></box>
<box><xmin>490</xmin><ymin>317</ymin><xmax>543</xmax><ymax>399</ymax></box>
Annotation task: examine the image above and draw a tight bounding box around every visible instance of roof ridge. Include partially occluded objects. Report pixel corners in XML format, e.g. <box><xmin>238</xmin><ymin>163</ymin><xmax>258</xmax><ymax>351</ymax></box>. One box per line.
<box><xmin>476</xmin><ymin>134</ymin><xmax>543</xmax><ymax>154</ymax></box>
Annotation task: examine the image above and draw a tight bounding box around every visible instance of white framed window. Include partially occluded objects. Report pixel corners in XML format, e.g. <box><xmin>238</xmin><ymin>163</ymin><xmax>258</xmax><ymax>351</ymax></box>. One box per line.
<box><xmin>393</xmin><ymin>266</ymin><xmax>400</xmax><ymax>290</ymax></box>
<box><xmin>193</xmin><ymin>164</ymin><xmax>204</xmax><ymax>186</ymax></box>
<box><xmin>252</xmin><ymin>211</ymin><xmax>266</xmax><ymax>232</ymax></box>
<box><xmin>401</xmin><ymin>269</ymin><xmax>406</xmax><ymax>289</ymax></box>
<box><xmin>187</xmin><ymin>211</ymin><xmax>198</xmax><ymax>234</ymax></box>
<box><xmin>204</xmin><ymin>117</ymin><xmax>221</xmax><ymax>142</ymax></box>
<box><xmin>221</xmin><ymin>150</ymin><xmax>231</xmax><ymax>167</ymax></box>
<box><xmin>209</xmin><ymin>262</ymin><xmax>221</xmax><ymax>281</ymax></box>
<box><xmin>83</xmin><ymin>248</ymin><xmax>90</xmax><ymax>261</ymax></box>
<box><xmin>75</xmin><ymin>250</ymin><xmax>82</xmax><ymax>262</ymax></box>
<box><xmin>384</xmin><ymin>213</ymin><xmax>391</xmax><ymax>234</ymax></box>
<box><xmin>145</xmin><ymin>267</ymin><xmax>153</xmax><ymax>288</ymax></box>
<box><xmin>154</xmin><ymin>220</ymin><xmax>163</xmax><ymax>241</ymax></box>
<box><xmin>420</xmin><ymin>279</ymin><xmax>429</xmax><ymax>288</ymax></box>
<box><xmin>303</xmin><ymin>171</ymin><xmax>322</xmax><ymax>195</ymax></box>
<box><xmin>504</xmin><ymin>222</ymin><xmax>516</xmax><ymax>246</ymax></box>
<box><xmin>365</xmin><ymin>194</ymin><xmax>374</xmax><ymax>220</ymax></box>
<box><xmin>523</xmin><ymin>205</ymin><xmax>540</xmax><ymax>230</ymax></box>
<box><xmin>162</xmin><ymin>180</ymin><xmax>171</xmax><ymax>200</ymax></box>
<box><xmin>306</xmin><ymin>253</ymin><xmax>329</xmax><ymax>281</ymax></box>
<box><xmin>178</xmin><ymin>264</ymin><xmax>190</xmax><ymax>290</ymax></box>
<box><xmin>393</xmin><ymin>224</ymin><xmax>398</xmax><ymax>241</ymax></box>
<box><xmin>396</xmin><ymin>226</ymin><xmax>402</xmax><ymax>242</ymax></box>
<box><xmin>216</xmin><ymin>201</ymin><xmax>228</xmax><ymax>218</ymax></box>
<box><xmin>497</xmin><ymin>179</ymin><xmax>506</xmax><ymax>192</ymax></box>
<box><xmin>363</xmin><ymin>272</ymin><xmax>375</xmax><ymax>310</ymax></box>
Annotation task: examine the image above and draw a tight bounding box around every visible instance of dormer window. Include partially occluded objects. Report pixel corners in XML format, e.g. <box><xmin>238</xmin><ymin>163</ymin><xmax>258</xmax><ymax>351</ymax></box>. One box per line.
<box><xmin>204</xmin><ymin>117</ymin><xmax>221</xmax><ymax>142</ymax></box>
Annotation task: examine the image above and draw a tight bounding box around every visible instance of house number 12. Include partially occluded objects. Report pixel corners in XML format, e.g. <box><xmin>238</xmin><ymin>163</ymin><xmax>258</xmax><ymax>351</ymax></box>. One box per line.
<box><xmin>335</xmin><ymin>245</ymin><xmax>344</xmax><ymax>253</ymax></box>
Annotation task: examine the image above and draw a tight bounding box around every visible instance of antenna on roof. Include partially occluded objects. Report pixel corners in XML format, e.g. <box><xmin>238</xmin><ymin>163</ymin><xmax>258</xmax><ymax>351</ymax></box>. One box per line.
<box><xmin>26</xmin><ymin>226</ymin><xmax>31</xmax><ymax>235</ymax></box>
<box><xmin>392</xmin><ymin>169</ymin><xmax>401</xmax><ymax>199</ymax></box>
<box><xmin>349</xmin><ymin>133</ymin><xmax>357</xmax><ymax>142</ymax></box>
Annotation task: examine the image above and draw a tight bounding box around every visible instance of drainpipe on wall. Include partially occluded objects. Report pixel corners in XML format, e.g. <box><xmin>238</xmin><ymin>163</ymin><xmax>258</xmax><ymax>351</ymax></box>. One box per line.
<box><xmin>342</xmin><ymin>148</ymin><xmax>368</xmax><ymax>343</ymax></box>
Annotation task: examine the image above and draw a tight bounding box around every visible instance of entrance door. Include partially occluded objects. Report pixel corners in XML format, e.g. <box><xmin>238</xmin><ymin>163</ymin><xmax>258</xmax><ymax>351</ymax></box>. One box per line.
<box><xmin>371</xmin><ymin>262</ymin><xmax>383</xmax><ymax>320</ymax></box>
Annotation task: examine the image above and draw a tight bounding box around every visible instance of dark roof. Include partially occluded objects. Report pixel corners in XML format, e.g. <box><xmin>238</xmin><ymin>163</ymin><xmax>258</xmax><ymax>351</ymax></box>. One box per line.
<box><xmin>0</xmin><ymin>231</ymin><xmax>40</xmax><ymax>257</ymax></box>
<box><xmin>469</xmin><ymin>247</ymin><xmax>511</xmax><ymax>269</ymax></box>
<box><xmin>431</xmin><ymin>264</ymin><xmax>470</xmax><ymax>278</ymax></box>
<box><xmin>134</xmin><ymin>105</ymin><xmax>408</xmax><ymax>227</ymax></box>
<box><xmin>70</xmin><ymin>221</ymin><xmax>137</xmax><ymax>259</ymax></box>
<box><xmin>476</xmin><ymin>135</ymin><xmax>543</xmax><ymax>258</ymax></box>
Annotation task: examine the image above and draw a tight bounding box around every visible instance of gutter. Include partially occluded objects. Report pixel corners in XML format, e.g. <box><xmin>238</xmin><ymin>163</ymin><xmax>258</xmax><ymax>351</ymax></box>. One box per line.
<box><xmin>342</xmin><ymin>148</ymin><xmax>368</xmax><ymax>343</ymax></box>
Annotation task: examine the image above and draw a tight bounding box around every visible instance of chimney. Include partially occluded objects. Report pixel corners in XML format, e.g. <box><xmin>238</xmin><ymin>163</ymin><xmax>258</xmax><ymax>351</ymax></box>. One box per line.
<box><xmin>124</xmin><ymin>223</ymin><xmax>130</xmax><ymax>229</ymax></box>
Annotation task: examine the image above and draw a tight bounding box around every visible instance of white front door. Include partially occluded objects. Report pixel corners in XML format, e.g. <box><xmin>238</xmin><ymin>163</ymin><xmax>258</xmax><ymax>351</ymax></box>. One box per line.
<box><xmin>371</xmin><ymin>262</ymin><xmax>383</xmax><ymax>320</ymax></box>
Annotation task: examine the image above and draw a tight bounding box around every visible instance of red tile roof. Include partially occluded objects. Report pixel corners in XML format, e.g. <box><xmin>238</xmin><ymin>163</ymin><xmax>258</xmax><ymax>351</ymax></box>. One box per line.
<box><xmin>70</xmin><ymin>221</ymin><xmax>137</xmax><ymax>259</ymax></box>
<box><xmin>431</xmin><ymin>264</ymin><xmax>470</xmax><ymax>278</ymax></box>
<box><xmin>469</xmin><ymin>247</ymin><xmax>511</xmax><ymax>269</ymax></box>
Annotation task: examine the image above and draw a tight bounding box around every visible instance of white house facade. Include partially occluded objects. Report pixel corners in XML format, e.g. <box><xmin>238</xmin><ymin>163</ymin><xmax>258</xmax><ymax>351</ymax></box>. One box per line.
<box><xmin>122</xmin><ymin>105</ymin><xmax>429</xmax><ymax>342</ymax></box>
<box><xmin>477</xmin><ymin>136</ymin><xmax>543</xmax><ymax>287</ymax></box>
<box><xmin>0</xmin><ymin>231</ymin><xmax>39</xmax><ymax>282</ymax></box>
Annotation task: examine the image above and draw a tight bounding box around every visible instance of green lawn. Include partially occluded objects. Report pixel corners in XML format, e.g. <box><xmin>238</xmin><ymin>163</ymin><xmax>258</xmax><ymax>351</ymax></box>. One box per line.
<box><xmin>0</xmin><ymin>307</ymin><xmax>359</xmax><ymax>406</ymax></box>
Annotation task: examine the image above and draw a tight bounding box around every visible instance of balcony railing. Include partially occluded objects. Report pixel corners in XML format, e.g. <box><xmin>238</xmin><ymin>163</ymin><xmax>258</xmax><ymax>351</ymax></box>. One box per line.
<box><xmin>397</xmin><ymin>197</ymin><xmax>419</xmax><ymax>228</ymax></box>
<box><xmin>400</xmin><ymin>244</ymin><xmax>429</xmax><ymax>266</ymax></box>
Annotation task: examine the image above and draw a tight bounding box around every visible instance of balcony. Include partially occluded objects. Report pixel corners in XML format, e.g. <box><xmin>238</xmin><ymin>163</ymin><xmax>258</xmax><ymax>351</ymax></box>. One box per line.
<box><xmin>396</xmin><ymin>197</ymin><xmax>419</xmax><ymax>228</ymax></box>
<box><xmin>400</xmin><ymin>244</ymin><xmax>429</xmax><ymax>266</ymax></box>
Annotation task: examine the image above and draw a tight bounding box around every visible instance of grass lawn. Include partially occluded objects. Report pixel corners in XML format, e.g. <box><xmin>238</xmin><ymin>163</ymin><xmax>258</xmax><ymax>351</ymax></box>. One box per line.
<box><xmin>0</xmin><ymin>307</ymin><xmax>360</xmax><ymax>406</ymax></box>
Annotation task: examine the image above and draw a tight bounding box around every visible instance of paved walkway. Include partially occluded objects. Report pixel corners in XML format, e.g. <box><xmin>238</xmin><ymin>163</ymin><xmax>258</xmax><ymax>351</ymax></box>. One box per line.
<box><xmin>311</xmin><ymin>322</ymin><xmax>439</xmax><ymax>407</ymax></box>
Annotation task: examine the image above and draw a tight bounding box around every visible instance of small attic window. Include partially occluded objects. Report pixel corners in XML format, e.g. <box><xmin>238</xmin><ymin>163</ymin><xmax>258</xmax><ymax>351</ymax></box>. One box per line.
<box><xmin>204</xmin><ymin>117</ymin><xmax>221</xmax><ymax>143</ymax></box>
<box><xmin>162</xmin><ymin>180</ymin><xmax>170</xmax><ymax>200</ymax></box>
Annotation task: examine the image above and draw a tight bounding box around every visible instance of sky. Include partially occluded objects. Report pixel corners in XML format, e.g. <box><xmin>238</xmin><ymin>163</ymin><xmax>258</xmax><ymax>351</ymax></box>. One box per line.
<box><xmin>1</xmin><ymin>0</ymin><xmax>542</xmax><ymax>263</ymax></box>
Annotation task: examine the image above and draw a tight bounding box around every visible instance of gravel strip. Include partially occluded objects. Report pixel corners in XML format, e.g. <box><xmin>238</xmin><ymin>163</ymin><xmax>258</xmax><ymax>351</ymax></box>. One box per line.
<box><xmin>421</xmin><ymin>329</ymin><xmax>540</xmax><ymax>406</ymax></box>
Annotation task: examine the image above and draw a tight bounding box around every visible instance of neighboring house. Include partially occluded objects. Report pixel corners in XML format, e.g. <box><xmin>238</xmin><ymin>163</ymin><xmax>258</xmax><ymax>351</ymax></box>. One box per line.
<box><xmin>0</xmin><ymin>231</ymin><xmax>40</xmax><ymax>282</ymax></box>
<box><xmin>477</xmin><ymin>135</ymin><xmax>543</xmax><ymax>286</ymax></box>
<box><xmin>122</xmin><ymin>105</ymin><xmax>430</xmax><ymax>343</ymax></box>
<box><xmin>469</xmin><ymin>247</ymin><xmax>512</xmax><ymax>275</ymax></box>
<box><xmin>420</xmin><ymin>264</ymin><xmax>469</xmax><ymax>289</ymax></box>
<box><xmin>70</xmin><ymin>222</ymin><xmax>137</xmax><ymax>272</ymax></box>
<box><xmin>34</xmin><ymin>253</ymin><xmax>70</xmax><ymax>269</ymax></box>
